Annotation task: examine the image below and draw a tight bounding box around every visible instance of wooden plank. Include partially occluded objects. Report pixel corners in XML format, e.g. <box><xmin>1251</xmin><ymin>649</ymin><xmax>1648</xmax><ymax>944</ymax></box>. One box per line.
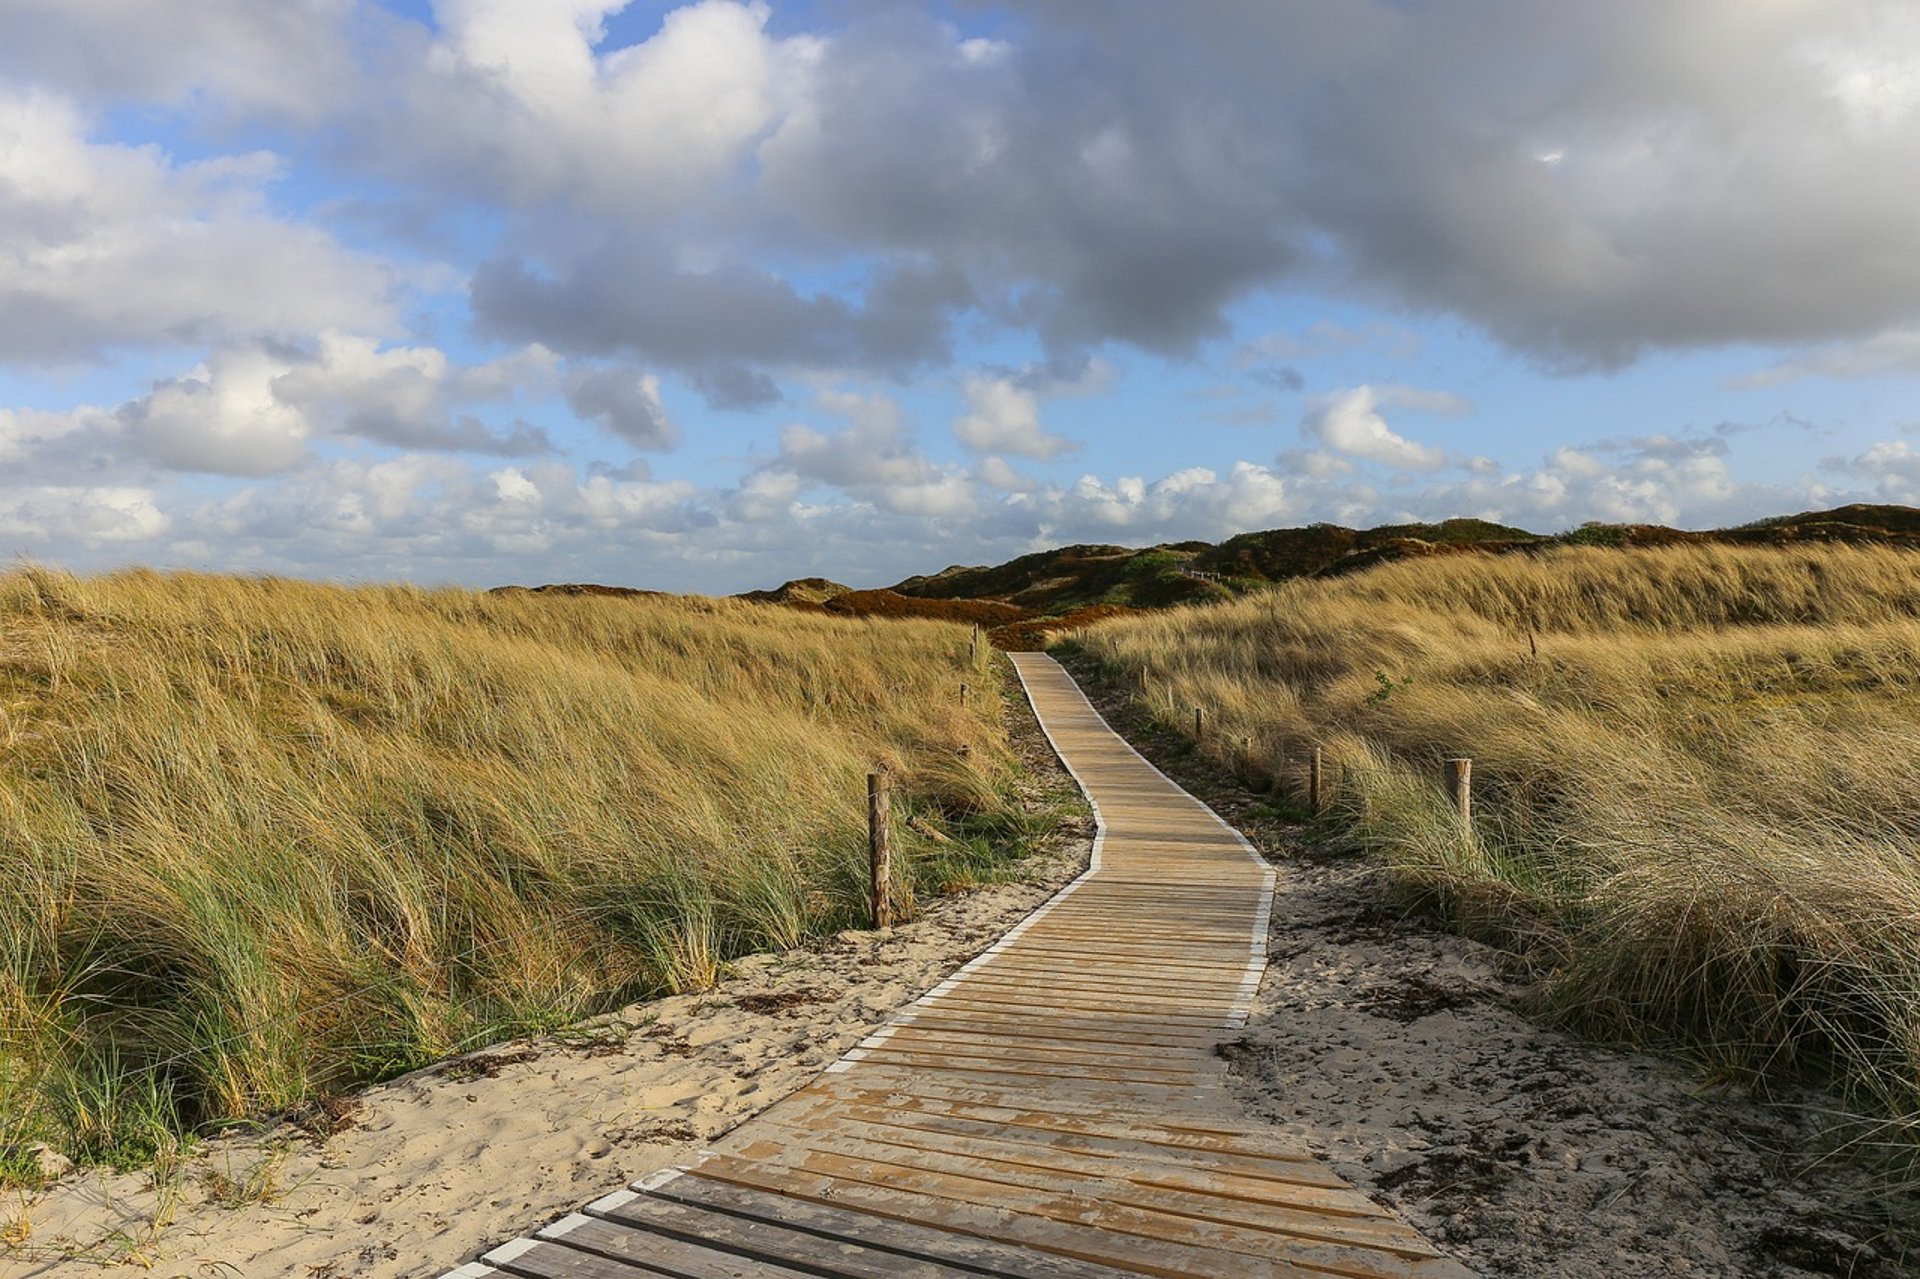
<box><xmin>679</xmin><ymin>1158</ymin><xmax>1338</xmax><ymax>1279</ymax></box>
<box><xmin>494</xmin><ymin>1215</ymin><xmax>829</xmax><ymax>1278</ymax></box>
<box><xmin>758</xmin><ymin>1098</ymin><xmax>1357</xmax><ymax>1196</ymax></box>
<box><xmin>648</xmin><ymin>1179</ymin><xmax>1145</xmax><ymax>1279</ymax></box>
<box><xmin>590</xmin><ymin>1191</ymin><xmax>993</xmax><ymax>1279</ymax></box>
<box><xmin>784</xmin><ymin>1084</ymin><xmax>1341</xmax><ymax>1171</ymax></box>
<box><xmin>725</xmin><ymin>1133</ymin><xmax>1439</xmax><ymax>1260</ymax></box>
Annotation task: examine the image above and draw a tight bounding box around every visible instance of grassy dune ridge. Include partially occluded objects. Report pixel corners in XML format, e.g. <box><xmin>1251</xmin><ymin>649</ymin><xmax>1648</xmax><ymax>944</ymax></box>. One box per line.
<box><xmin>1070</xmin><ymin>544</ymin><xmax>1920</xmax><ymax>1159</ymax></box>
<box><xmin>0</xmin><ymin>568</ymin><xmax>1049</xmax><ymax>1173</ymax></box>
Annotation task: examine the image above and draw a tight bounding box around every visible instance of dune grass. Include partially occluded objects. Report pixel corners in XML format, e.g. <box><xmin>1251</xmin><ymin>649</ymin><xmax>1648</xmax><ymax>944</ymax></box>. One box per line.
<box><xmin>1069</xmin><ymin>543</ymin><xmax>1920</xmax><ymax>1166</ymax></box>
<box><xmin>0</xmin><ymin>567</ymin><xmax>1053</xmax><ymax>1176</ymax></box>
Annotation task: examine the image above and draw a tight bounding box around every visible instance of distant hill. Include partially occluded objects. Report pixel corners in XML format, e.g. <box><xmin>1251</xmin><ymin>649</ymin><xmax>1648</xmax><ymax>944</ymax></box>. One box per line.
<box><xmin>505</xmin><ymin>504</ymin><xmax>1920</xmax><ymax>649</ymax></box>
<box><xmin>735</xmin><ymin>577</ymin><xmax>853</xmax><ymax>607</ymax></box>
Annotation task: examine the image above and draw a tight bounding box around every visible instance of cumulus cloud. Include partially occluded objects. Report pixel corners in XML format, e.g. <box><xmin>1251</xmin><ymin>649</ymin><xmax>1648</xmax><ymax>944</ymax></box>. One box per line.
<box><xmin>404</xmin><ymin>0</ymin><xmax>803</xmax><ymax>212</ymax></box>
<box><xmin>0</xmin><ymin>87</ymin><xmax>396</xmax><ymax>364</ymax></box>
<box><xmin>17</xmin><ymin>1</ymin><xmax>1920</xmax><ymax>380</ymax></box>
<box><xmin>774</xmin><ymin>390</ymin><xmax>933</xmax><ymax>488</ymax></box>
<box><xmin>125</xmin><ymin>347</ymin><xmax>313</xmax><ymax>475</ymax></box>
<box><xmin>470</xmin><ymin>243</ymin><xmax>966</xmax><ymax>388</ymax></box>
<box><xmin>951</xmin><ymin>376</ymin><xmax>1075</xmax><ymax>459</ymax></box>
<box><xmin>0</xmin><ymin>0</ymin><xmax>363</xmax><ymax>119</ymax></box>
<box><xmin>272</xmin><ymin>334</ymin><xmax>557</xmax><ymax>455</ymax></box>
<box><xmin>2</xmin><ymin>337</ymin><xmax>561</xmax><ymax>484</ymax></box>
<box><xmin>1301</xmin><ymin>386</ymin><xmax>1448</xmax><ymax>471</ymax></box>
<box><xmin>563</xmin><ymin>365</ymin><xmax>677</xmax><ymax>449</ymax></box>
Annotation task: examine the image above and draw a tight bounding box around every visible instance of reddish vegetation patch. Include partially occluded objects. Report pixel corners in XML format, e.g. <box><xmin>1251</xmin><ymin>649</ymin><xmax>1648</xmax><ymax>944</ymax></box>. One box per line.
<box><xmin>489</xmin><ymin>583</ymin><xmax>668</xmax><ymax>599</ymax></box>
<box><xmin>822</xmin><ymin>590</ymin><xmax>1028</xmax><ymax>627</ymax></box>
<box><xmin>990</xmin><ymin>604</ymin><xmax>1148</xmax><ymax>651</ymax></box>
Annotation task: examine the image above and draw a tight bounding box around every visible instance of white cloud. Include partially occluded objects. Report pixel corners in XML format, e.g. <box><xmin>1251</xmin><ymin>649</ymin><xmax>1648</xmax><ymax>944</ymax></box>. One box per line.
<box><xmin>776</xmin><ymin>390</ymin><xmax>932</xmax><ymax>487</ymax></box>
<box><xmin>0</xmin><ymin>87</ymin><xmax>397</xmax><ymax>363</ymax></box>
<box><xmin>951</xmin><ymin>375</ymin><xmax>1076</xmax><ymax>459</ymax></box>
<box><xmin>1735</xmin><ymin>326</ymin><xmax>1920</xmax><ymax>386</ymax></box>
<box><xmin>407</xmin><ymin>0</ymin><xmax>804</xmax><ymax>212</ymax></box>
<box><xmin>976</xmin><ymin>456</ymin><xmax>1038</xmax><ymax>493</ymax></box>
<box><xmin>0</xmin><ymin>336</ymin><xmax>561</xmax><ymax>483</ymax></box>
<box><xmin>1301</xmin><ymin>386</ymin><xmax>1448</xmax><ymax>471</ymax></box>
<box><xmin>0</xmin><ymin>0</ymin><xmax>361</xmax><ymax>119</ymax></box>
<box><xmin>0</xmin><ymin>486</ymin><xmax>168</xmax><ymax>544</ymax></box>
<box><xmin>125</xmin><ymin>347</ymin><xmax>313</xmax><ymax>476</ymax></box>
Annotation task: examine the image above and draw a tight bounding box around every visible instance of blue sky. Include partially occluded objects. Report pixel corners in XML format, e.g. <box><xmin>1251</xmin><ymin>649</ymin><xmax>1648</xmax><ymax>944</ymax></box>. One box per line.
<box><xmin>3</xmin><ymin>1</ymin><xmax>1919</xmax><ymax>591</ymax></box>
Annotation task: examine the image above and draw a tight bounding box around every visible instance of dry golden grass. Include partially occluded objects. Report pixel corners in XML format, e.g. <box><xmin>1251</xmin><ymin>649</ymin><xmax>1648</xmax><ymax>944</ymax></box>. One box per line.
<box><xmin>0</xmin><ymin>567</ymin><xmax>1047</xmax><ymax>1173</ymax></box>
<box><xmin>1071</xmin><ymin>543</ymin><xmax>1920</xmax><ymax>1161</ymax></box>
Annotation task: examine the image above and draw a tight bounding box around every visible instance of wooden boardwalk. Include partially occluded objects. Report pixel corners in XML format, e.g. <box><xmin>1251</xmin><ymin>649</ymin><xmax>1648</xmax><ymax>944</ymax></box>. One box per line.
<box><xmin>438</xmin><ymin>654</ymin><xmax>1471</xmax><ymax>1279</ymax></box>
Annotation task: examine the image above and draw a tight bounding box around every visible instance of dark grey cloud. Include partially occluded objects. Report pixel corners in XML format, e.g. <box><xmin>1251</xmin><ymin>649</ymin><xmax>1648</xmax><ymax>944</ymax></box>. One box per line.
<box><xmin>469</xmin><ymin>241</ymin><xmax>967</xmax><ymax>383</ymax></box>
<box><xmin>755</xmin><ymin>9</ymin><xmax>1298</xmax><ymax>364</ymax></box>
<box><xmin>564</xmin><ymin>365</ymin><xmax>677</xmax><ymax>449</ymax></box>
<box><xmin>689</xmin><ymin>366</ymin><xmax>784</xmax><ymax>411</ymax></box>
<box><xmin>750</xmin><ymin>0</ymin><xmax>1920</xmax><ymax>371</ymax></box>
<box><xmin>1042</xmin><ymin>0</ymin><xmax>1920</xmax><ymax>369</ymax></box>
<box><xmin>1249</xmin><ymin>365</ymin><xmax>1306</xmax><ymax>393</ymax></box>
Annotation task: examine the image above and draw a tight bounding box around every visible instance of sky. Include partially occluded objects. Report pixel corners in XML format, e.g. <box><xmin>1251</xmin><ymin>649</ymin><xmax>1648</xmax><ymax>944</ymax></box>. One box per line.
<box><xmin>4</xmin><ymin>1</ymin><xmax>1920</xmax><ymax>592</ymax></box>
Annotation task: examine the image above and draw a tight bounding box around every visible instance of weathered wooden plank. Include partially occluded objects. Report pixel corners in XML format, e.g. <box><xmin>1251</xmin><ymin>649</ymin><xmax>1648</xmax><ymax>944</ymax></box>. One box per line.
<box><xmin>679</xmin><ymin>1156</ymin><xmax>1339</xmax><ymax>1279</ymax></box>
<box><xmin>755</xmin><ymin>1099</ymin><xmax>1361</xmax><ymax>1199</ymax></box>
<box><xmin>648</xmin><ymin>1178</ymin><xmax>1145</xmax><ymax>1279</ymax></box>
<box><xmin>784</xmin><ymin>1084</ymin><xmax>1340</xmax><ymax>1172</ymax></box>
<box><xmin>589</xmin><ymin>1190</ymin><xmax>992</xmax><ymax>1279</ymax></box>
<box><xmin>725</xmin><ymin>1133</ymin><xmax>1439</xmax><ymax>1261</ymax></box>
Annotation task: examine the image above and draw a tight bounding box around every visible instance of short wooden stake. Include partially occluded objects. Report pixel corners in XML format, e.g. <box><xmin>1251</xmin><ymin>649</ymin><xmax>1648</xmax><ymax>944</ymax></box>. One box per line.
<box><xmin>1445</xmin><ymin>757</ymin><xmax>1472</xmax><ymax>826</ymax></box>
<box><xmin>1309</xmin><ymin>746</ymin><xmax>1324</xmax><ymax>815</ymax></box>
<box><xmin>959</xmin><ymin>681</ymin><xmax>969</xmax><ymax>708</ymax></box>
<box><xmin>868</xmin><ymin>770</ymin><xmax>893</xmax><ymax>929</ymax></box>
<box><xmin>1193</xmin><ymin>706</ymin><xmax>1204</xmax><ymax>740</ymax></box>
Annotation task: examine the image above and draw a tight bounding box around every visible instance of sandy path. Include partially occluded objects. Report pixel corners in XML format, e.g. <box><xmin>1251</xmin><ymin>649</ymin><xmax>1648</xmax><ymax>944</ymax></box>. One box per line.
<box><xmin>0</xmin><ymin>694</ymin><xmax>1093</xmax><ymax>1278</ymax></box>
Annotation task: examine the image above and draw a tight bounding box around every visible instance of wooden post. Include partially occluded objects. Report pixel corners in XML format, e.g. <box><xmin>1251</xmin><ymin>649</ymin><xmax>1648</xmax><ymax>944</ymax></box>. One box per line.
<box><xmin>1308</xmin><ymin>746</ymin><xmax>1323</xmax><ymax>815</ymax></box>
<box><xmin>970</xmin><ymin>624</ymin><xmax>983</xmax><ymax>663</ymax></box>
<box><xmin>1445</xmin><ymin>757</ymin><xmax>1472</xmax><ymax>826</ymax></box>
<box><xmin>1193</xmin><ymin>706</ymin><xmax>1204</xmax><ymax>740</ymax></box>
<box><xmin>868</xmin><ymin>770</ymin><xmax>893</xmax><ymax>929</ymax></box>
<box><xmin>959</xmin><ymin>681</ymin><xmax>969</xmax><ymax>708</ymax></box>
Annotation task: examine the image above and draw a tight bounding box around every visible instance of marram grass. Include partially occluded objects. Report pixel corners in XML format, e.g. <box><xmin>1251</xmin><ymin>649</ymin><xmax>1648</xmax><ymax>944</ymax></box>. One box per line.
<box><xmin>1071</xmin><ymin>543</ymin><xmax>1920</xmax><ymax>1166</ymax></box>
<box><xmin>0</xmin><ymin>567</ymin><xmax>1054</xmax><ymax>1172</ymax></box>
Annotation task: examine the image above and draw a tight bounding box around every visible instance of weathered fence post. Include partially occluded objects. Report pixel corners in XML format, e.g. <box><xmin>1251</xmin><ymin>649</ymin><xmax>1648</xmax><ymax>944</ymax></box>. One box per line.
<box><xmin>1193</xmin><ymin>706</ymin><xmax>1205</xmax><ymax>740</ymax></box>
<box><xmin>970</xmin><ymin>624</ymin><xmax>983</xmax><ymax>663</ymax></box>
<box><xmin>1309</xmin><ymin>746</ymin><xmax>1324</xmax><ymax>815</ymax></box>
<box><xmin>1445</xmin><ymin>757</ymin><xmax>1473</xmax><ymax>827</ymax></box>
<box><xmin>959</xmin><ymin>681</ymin><xmax>970</xmax><ymax>708</ymax></box>
<box><xmin>868</xmin><ymin>770</ymin><xmax>893</xmax><ymax>929</ymax></box>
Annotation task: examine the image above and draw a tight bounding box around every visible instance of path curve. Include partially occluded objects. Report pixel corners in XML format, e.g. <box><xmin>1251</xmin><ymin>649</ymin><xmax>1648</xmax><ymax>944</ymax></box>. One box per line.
<box><xmin>439</xmin><ymin>653</ymin><xmax>1471</xmax><ymax>1279</ymax></box>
